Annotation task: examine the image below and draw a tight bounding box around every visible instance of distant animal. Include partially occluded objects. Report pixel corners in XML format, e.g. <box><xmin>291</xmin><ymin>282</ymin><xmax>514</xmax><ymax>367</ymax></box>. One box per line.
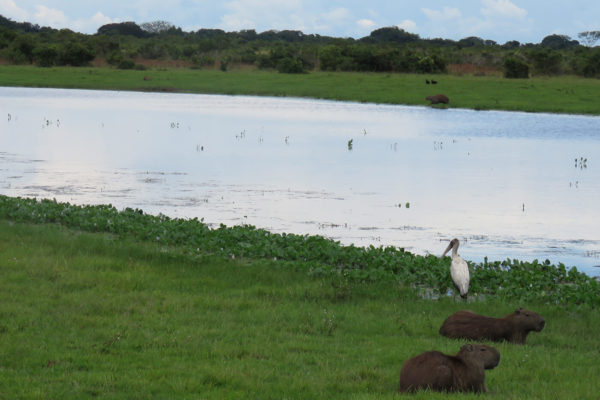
<box><xmin>442</xmin><ymin>238</ymin><xmax>469</xmax><ymax>298</ymax></box>
<box><xmin>426</xmin><ymin>94</ymin><xmax>450</xmax><ymax>104</ymax></box>
<box><xmin>143</xmin><ymin>76</ymin><xmax>152</xmax><ymax>81</ymax></box>
<box><xmin>399</xmin><ymin>344</ymin><xmax>500</xmax><ymax>393</ymax></box>
<box><xmin>431</xmin><ymin>79</ymin><xmax>438</xmax><ymax>84</ymax></box>
<box><xmin>439</xmin><ymin>308</ymin><xmax>545</xmax><ymax>344</ymax></box>
<box><xmin>426</xmin><ymin>79</ymin><xmax>430</xmax><ymax>84</ymax></box>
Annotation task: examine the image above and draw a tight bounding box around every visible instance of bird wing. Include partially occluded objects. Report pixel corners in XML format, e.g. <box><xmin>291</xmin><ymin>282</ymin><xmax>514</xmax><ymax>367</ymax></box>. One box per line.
<box><xmin>450</xmin><ymin>257</ymin><xmax>470</xmax><ymax>296</ymax></box>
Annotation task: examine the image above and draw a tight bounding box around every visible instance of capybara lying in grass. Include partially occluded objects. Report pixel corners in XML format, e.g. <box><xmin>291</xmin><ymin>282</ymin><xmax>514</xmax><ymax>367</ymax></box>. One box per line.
<box><xmin>440</xmin><ymin>308</ymin><xmax>545</xmax><ymax>344</ymax></box>
<box><xmin>426</xmin><ymin>94</ymin><xmax>449</xmax><ymax>104</ymax></box>
<box><xmin>399</xmin><ymin>343</ymin><xmax>500</xmax><ymax>393</ymax></box>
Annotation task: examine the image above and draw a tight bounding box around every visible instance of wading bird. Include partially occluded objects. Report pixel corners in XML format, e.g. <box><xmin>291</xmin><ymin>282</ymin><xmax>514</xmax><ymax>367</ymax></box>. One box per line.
<box><xmin>442</xmin><ymin>238</ymin><xmax>469</xmax><ymax>299</ymax></box>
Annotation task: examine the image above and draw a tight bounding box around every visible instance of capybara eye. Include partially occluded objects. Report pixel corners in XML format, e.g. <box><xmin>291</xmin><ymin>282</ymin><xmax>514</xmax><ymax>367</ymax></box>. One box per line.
<box><xmin>480</xmin><ymin>348</ymin><xmax>486</xmax><ymax>351</ymax></box>
<box><xmin>525</xmin><ymin>313</ymin><xmax>530</xmax><ymax>317</ymax></box>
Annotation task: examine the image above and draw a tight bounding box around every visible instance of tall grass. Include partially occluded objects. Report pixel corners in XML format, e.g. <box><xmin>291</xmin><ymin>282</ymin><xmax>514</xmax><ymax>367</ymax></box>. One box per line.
<box><xmin>0</xmin><ymin>219</ymin><xmax>598</xmax><ymax>399</ymax></box>
<box><xmin>1</xmin><ymin>65</ymin><xmax>599</xmax><ymax>115</ymax></box>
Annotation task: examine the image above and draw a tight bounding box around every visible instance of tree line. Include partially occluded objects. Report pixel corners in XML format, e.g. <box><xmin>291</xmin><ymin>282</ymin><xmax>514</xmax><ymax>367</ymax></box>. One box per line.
<box><xmin>1</xmin><ymin>14</ymin><xmax>599</xmax><ymax>78</ymax></box>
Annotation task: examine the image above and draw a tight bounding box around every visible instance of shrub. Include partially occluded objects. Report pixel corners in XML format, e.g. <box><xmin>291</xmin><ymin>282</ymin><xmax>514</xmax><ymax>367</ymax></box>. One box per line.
<box><xmin>277</xmin><ymin>56</ymin><xmax>306</xmax><ymax>73</ymax></box>
<box><xmin>59</xmin><ymin>42</ymin><xmax>95</xmax><ymax>66</ymax></box>
<box><xmin>117</xmin><ymin>59</ymin><xmax>136</xmax><ymax>69</ymax></box>
<box><xmin>503</xmin><ymin>57</ymin><xmax>529</xmax><ymax>78</ymax></box>
<box><xmin>33</xmin><ymin>45</ymin><xmax>58</xmax><ymax>67</ymax></box>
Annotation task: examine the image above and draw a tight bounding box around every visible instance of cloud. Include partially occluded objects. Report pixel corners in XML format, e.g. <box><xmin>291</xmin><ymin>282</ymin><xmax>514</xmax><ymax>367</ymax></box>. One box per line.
<box><xmin>397</xmin><ymin>19</ymin><xmax>417</xmax><ymax>32</ymax></box>
<box><xmin>34</xmin><ymin>5</ymin><xmax>68</xmax><ymax>28</ymax></box>
<box><xmin>481</xmin><ymin>0</ymin><xmax>527</xmax><ymax>19</ymax></box>
<box><xmin>422</xmin><ymin>7</ymin><xmax>461</xmax><ymax>21</ymax></box>
<box><xmin>356</xmin><ymin>19</ymin><xmax>375</xmax><ymax>30</ymax></box>
<box><xmin>0</xmin><ymin>0</ymin><xmax>30</xmax><ymax>21</ymax></box>
<box><xmin>72</xmin><ymin>12</ymin><xmax>117</xmax><ymax>33</ymax></box>
<box><xmin>220</xmin><ymin>0</ymin><xmax>303</xmax><ymax>31</ymax></box>
<box><xmin>220</xmin><ymin>1</ymin><xmax>352</xmax><ymax>35</ymax></box>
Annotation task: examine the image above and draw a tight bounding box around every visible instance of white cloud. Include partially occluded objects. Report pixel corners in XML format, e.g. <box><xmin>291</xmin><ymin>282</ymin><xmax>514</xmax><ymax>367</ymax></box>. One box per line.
<box><xmin>422</xmin><ymin>7</ymin><xmax>461</xmax><ymax>21</ymax></box>
<box><xmin>397</xmin><ymin>19</ymin><xmax>417</xmax><ymax>32</ymax></box>
<box><xmin>321</xmin><ymin>7</ymin><xmax>350</xmax><ymax>23</ymax></box>
<box><xmin>357</xmin><ymin>19</ymin><xmax>375</xmax><ymax>30</ymax></box>
<box><xmin>481</xmin><ymin>0</ymin><xmax>527</xmax><ymax>19</ymax></box>
<box><xmin>72</xmin><ymin>12</ymin><xmax>116</xmax><ymax>33</ymax></box>
<box><xmin>0</xmin><ymin>0</ymin><xmax>30</xmax><ymax>21</ymax></box>
<box><xmin>220</xmin><ymin>0</ymin><xmax>303</xmax><ymax>31</ymax></box>
<box><xmin>34</xmin><ymin>5</ymin><xmax>68</xmax><ymax>28</ymax></box>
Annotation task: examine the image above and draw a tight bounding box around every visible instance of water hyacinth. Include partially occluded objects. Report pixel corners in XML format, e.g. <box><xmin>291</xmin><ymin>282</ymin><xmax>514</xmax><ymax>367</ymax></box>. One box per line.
<box><xmin>0</xmin><ymin>195</ymin><xmax>598</xmax><ymax>307</ymax></box>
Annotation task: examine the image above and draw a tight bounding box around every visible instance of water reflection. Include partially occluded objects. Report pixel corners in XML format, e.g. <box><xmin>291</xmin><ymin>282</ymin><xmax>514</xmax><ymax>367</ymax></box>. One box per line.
<box><xmin>1</xmin><ymin>86</ymin><xmax>599</xmax><ymax>276</ymax></box>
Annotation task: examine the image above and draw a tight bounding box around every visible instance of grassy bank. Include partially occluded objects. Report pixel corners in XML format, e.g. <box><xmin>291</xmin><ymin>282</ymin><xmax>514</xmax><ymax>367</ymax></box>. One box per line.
<box><xmin>1</xmin><ymin>65</ymin><xmax>600</xmax><ymax>115</ymax></box>
<box><xmin>1</xmin><ymin>217</ymin><xmax>599</xmax><ymax>399</ymax></box>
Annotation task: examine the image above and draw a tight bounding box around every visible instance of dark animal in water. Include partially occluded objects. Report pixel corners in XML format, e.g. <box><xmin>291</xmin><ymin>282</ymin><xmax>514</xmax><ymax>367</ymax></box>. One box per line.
<box><xmin>431</xmin><ymin>79</ymin><xmax>438</xmax><ymax>84</ymax></box>
<box><xmin>426</xmin><ymin>94</ymin><xmax>450</xmax><ymax>104</ymax></box>
<box><xmin>399</xmin><ymin>344</ymin><xmax>500</xmax><ymax>393</ymax></box>
<box><xmin>426</xmin><ymin>79</ymin><xmax>430</xmax><ymax>84</ymax></box>
<box><xmin>439</xmin><ymin>308</ymin><xmax>546</xmax><ymax>344</ymax></box>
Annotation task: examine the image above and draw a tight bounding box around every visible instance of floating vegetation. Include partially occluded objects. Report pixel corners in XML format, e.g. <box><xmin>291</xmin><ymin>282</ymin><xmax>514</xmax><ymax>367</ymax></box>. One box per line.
<box><xmin>0</xmin><ymin>195</ymin><xmax>597</xmax><ymax>307</ymax></box>
<box><xmin>347</xmin><ymin>139</ymin><xmax>353</xmax><ymax>151</ymax></box>
<box><xmin>170</xmin><ymin>122</ymin><xmax>180</xmax><ymax>129</ymax></box>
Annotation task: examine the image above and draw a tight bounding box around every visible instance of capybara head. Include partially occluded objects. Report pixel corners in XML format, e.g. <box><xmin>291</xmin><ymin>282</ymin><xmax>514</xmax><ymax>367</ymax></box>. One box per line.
<box><xmin>512</xmin><ymin>308</ymin><xmax>545</xmax><ymax>332</ymax></box>
<box><xmin>458</xmin><ymin>344</ymin><xmax>500</xmax><ymax>370</ymax></box>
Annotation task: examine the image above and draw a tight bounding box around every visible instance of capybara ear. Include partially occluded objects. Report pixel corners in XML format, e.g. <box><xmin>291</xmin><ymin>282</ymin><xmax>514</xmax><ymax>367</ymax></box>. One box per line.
<box><xmin>462</xmin><ymin>344</ymin><xmax>474</xmax><ymax>352</ymax></box>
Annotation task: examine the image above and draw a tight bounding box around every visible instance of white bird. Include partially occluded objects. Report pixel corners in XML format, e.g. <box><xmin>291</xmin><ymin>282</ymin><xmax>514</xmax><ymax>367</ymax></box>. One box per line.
<box><xmin>442</xmin><ymin>238</ymin><xmax>470</xmax><ymax>299</ymax></box>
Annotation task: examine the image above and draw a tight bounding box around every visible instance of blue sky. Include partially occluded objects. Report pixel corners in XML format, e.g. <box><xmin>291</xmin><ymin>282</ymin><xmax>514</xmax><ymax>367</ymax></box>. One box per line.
<box><xmin>1</xmin><ymin>0</ymin><xmax>598</xmax><ymax>44</ymax></box>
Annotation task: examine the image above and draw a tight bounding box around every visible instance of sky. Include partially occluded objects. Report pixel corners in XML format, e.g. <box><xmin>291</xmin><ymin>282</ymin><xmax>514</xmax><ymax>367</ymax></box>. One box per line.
<box><xmin>0</xmin><ymin>0</ymin><xmax>598</xmax><ymax>44</ymax></box>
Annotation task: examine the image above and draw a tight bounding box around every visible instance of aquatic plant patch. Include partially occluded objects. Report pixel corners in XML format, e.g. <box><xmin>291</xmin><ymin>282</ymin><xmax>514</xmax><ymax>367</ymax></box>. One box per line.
<box><xmin>0</xmin><ymin>195</ymin><xmax>597</xmax><ymax>307</ymax></box>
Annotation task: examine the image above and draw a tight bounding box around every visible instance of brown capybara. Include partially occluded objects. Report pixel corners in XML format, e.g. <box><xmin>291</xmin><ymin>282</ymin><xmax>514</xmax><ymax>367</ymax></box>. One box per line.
<box><xmin>439</xmin><ymin>308</ymin><xmax>545</xmax><ymax>344</ymax></box>
<box><xmin>399</xmin><ymin>343</ymin><xmax>500</xmax><ymax>393</ymax></box>
<box><xmin>426</xmin><ymin>94</ymin><xmax>449</xmax><ymax>104</ymax></box>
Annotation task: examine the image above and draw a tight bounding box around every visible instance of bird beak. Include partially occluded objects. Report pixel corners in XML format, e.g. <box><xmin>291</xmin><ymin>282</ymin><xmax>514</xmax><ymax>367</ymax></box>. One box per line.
<box><xmin>442</xmin><ymin>242</ymin><xmax>453</xmax><ymax>257</ymax></box>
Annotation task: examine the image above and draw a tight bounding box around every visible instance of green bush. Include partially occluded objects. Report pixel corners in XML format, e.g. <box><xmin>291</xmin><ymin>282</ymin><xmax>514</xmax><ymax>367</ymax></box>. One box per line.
<box><xmin>277</xmin><ymin>56</ymin><xmax>306</xmax><ymax>73</ymax></box>
<box><xmin>503</xmin><ymin>56</ymin><xmax>529</xmax><ymax>78</ymax></box>
<box><xmin>59</xmin><ymin>42</ymin><xmax>95</xmax><ymax>66</ymax></box>
<box><xmin>117</xmin><ymin>59</ymin><xmax>136</xmax><ymax>69</ymax></box>
<box><xmin>33</xmin><ymin>45</ymin><xmax>59</xmax><ymax>67</ymax></box>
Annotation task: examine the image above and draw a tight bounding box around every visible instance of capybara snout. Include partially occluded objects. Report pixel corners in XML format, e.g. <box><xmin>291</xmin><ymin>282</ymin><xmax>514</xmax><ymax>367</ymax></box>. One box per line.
<box><xmin>470</xmin><ymin>344</ymin><xmax>500</xmax><ymax>369</ymax></box>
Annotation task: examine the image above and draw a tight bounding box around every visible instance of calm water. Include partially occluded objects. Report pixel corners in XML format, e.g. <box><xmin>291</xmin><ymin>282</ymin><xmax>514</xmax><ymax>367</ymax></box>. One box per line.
<box><xmin>1</xmin><ymin>86</ymin><xmax>599</xmax><ymax>276</ymax></box>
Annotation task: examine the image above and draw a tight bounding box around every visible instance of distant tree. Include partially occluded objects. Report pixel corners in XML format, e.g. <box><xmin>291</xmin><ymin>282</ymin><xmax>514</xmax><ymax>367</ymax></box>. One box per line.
<box><xmin>277</xmin><ymin>56</ymin><xmax>306</xmax><ymax>73</ymax></box>
<box><xmin>458</xmin><ymin>36</ymin><xmax>485</xmax><ymax>47</ymax></box>
<box><xmin>140</xmin><ymin>20</ymin><xmax>174</xmax><ymax>34</ymax></box>
<box><xmin>97</xmin><ymin>22</ymin><xmax>147</xmax><ymax>38</ymax></box>
<box><xmin>503</xmin><ymin>56</ymin><xmax>529</xmax><ymax>78</ymax></box>
<box><xmin>582</xmin><ymin>48</ymin><xmax>600</xmax><ymax>77</ymax></box>
<box><xmin>361</xmin><ymin>26</ymin><xmax>419</xmax><ymax>44</ymax></box>
<box><xmin>578</xmin><ymin>31</ymin><xmax>600</xmax><ymax>47</ymax></box>
<box><xmin>7</xmin><ymin>35</ymin><xmax>36</xmax><ymax>63</ymax></box>
<box><xmin>33</xmin><ymin>44</ymin><xmax>59</xmax><ymax>67</ymax></box>
<box><xmin>502</xmin><ymin>40</ymin><xmax>521</xmax><ymax>49</ymax></box>
<box><xmin>59</xmin><ymin>42</ymin><xmax>95</xmax><ymax>66</ymax></box>
<box><xmin>540</xmin><ymin>34</ymin><xmax>579</xmax><ymax>50</ymax></box>
<box><xmin>529</xmin><ymin>49</ymin><xmax>562</xmax><ymax>74</ymax></box>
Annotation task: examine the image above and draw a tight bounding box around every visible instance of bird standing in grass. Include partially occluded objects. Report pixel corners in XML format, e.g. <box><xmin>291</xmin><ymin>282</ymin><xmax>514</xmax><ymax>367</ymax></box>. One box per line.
<box><xmin>442</xmin><ymin>238</ymin><xmax>470</xmax><ymax>299</ymax></box>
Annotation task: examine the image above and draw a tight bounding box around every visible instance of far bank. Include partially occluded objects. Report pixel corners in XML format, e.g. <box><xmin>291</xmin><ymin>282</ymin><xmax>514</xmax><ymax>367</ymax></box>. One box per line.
<box><xmin>1</xmin><ymin>65</ymin><xmax>599</xmax><ymax>115</ymax></box>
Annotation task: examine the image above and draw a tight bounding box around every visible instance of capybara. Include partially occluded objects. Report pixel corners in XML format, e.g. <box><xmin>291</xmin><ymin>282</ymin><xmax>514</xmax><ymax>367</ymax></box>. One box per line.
<box><xmin>426</xmin><ymin>94</ymin><xmax>449</xmax><ymax>104</ymax></box>
<box><xmin>399</xmin><ymin>343</ymin><xmax>500</xmax><ymax>393</ymax></box>
<box><xmin>439</xmin><ymin>308</ymin><xmax>545</xmax><ymax>344</ymax></box>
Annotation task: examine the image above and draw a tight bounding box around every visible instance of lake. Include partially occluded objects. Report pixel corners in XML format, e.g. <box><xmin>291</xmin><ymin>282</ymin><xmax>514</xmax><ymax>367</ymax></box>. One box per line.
<box><xmin>1</xmin><ymin>86</ymin><xmax>599</xmax><ymax>276</ymax></box>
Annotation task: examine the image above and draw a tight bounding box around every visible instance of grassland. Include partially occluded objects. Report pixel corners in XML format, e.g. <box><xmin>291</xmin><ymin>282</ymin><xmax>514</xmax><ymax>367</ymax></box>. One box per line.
<box><xmin>1</xmin><ymin>65</ymin><xmax>600</xmax><ymax>115</ymax></box>
<box><xmin>0</xmin><ymin>197</ymin><xmax>599</xmax><ymax>399</ymax></box>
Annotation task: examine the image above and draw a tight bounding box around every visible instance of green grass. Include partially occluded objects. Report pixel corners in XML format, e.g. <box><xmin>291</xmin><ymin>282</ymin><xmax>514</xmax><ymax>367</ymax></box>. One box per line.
<box><xmin>0</xmin><ymin>219</ymin><xmax>599</xmax><ymax>399</ymax></box>
<box><xmin>1</xmin><ymin>65</ymin><xmax>600</xmax><ymax>115</ymax></box>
